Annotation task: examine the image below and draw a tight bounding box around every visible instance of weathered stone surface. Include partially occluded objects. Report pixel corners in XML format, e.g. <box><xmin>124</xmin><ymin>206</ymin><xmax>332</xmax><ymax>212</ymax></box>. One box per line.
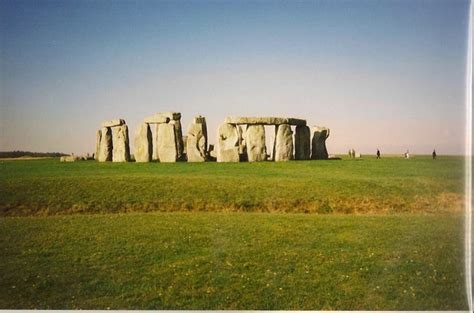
<box><xmin>157</xmin><ymin>123</ymin><xmax>177</xmax><ymax>162</ymax></box>
<box><xmin>144</xmin><ymin>112</ymin><xmax>181</xmax><ymax>124</ymax></box>
<box><xmin>274</xmin><ymin>124</ymin><xmax>293</xmax><ymax>162</ymax></box>
<box><xmin>152</xmin><ymin>124</ymin><xmax>159</xmax><ymax>160</ymax></box>
<box><xmin>217</xmin><ymin>123</ymin><xmax>239</xmax><ymax>162</ymax></box>
<box><xmin>224</xmin><ymin>116</ymin><xmax>306</xmax><ymax>126</ymax></box>
<box><xmin>113</xmin><ymin>124</ymin><xmax>131</xmax><ymax>162</ymax></box>
<box><xmin>101</xmin><ymin>119</ymin><xmax>125</xmax><ymax>128</ymax></box>
<box><xmin>60</xmin><ymin>155</ymin><xmax>82</xmax><ymax>162</ymax></box>
<box><xmin>182</xmin><ymin>136</ymin><xmax>188</xmax><ymax>155</ymax></box>
<box><xmin>170</xmin><ymin>119</ymin><xmax>185</xmax><ymax>160</ymax></box>
<box><xmin>311</xmin><ymin>126</ymin><xmax>330</xmax><ymax>160</ymax></box>
<box><xmin>295</xmin><ymin>125</ymin><xmax>311</xmax><ymax>160</ymax></box>
<box><xmin>95</xmin><ymin>129</ymin><xmax>102</xmax><ymax>160</ymax></box>
<box><xmin>186</xmin><ymin>116</ymin><xmax>207</xmax><ymax>162</ymax></box>
<box><xmin>237</xmin><ymin>125</ymin><xmax>247</xmax><ymax>156</ymax></box>
<box><xmin>134</xmin><ymin>123</ymin><xmax>152</xmax><ymax>162</ymax></box>
<box><xmin>245</xmin><ymin>125</ymin><xmax>266</xmax><ymax>162</ymax></box>
<box><xmin>97</xmin><ymin>127</ymin><xmax>112</xmax><ymax>162</ymax></box>
<box><xmin>143</xmin><ymin>115</ymin><xmax>169</xmax><ymax>124</ymax></box>
<box><xmin>208</xmin><ymin>144</ymin><xmax>216</xmax><ymax>159</ymax></box>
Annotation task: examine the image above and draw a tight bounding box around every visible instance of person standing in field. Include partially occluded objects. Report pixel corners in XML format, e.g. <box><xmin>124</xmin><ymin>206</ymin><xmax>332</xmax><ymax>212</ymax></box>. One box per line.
<box><xmin>376</xmin><ymin>149</ymin><xmax>381</xmax><ymax>159</ymax></box>
<box><xmin>432</xmin><ymin>149</ymin><xmax>437</xmax><ymax>160</ymax></box>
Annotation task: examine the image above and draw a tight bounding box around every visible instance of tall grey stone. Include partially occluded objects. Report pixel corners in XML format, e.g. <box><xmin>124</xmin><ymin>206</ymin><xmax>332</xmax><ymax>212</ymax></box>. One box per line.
<box><xmin>217</xmin><ymin>123</ymin><xmax>240</xmax><ymax>162</ymax></box>
<box><xmin>134</xmin><ymin>123</ymin><xmax>152</xmax><ymax>162</ymax></box>
<box><xmin>237</xmin><ymin>125</ymin><xmax>247</xmax><ymax>156</ymax></box>
<box><xmin>274</xmin><ymin>124</ymin><xmax>293</xmax><ymax>162</ymax></box>
<box><xmin>245</xmin><ymin>125</ymin><xmax>266</xmax><ymax>162</ymax></box>
<box><xmin>311</xmin><ymin>126</ymin><xmax>330</xmax><ymax>160</ymax></box>
<box><xmin>186</xmin><ymin>116</ymin><xmax>208</xmax><ymax>162</ymax></box>
<box><xmin>97</xmin><ymin>127</ymin><xmax>112</xmax><ymax>162</ymax></box>
<box><xmin>295</xmin><ymin>125</ymin><xmax>311</xmax><ymax>160</ymax></box>
<box><xmin>152</xmin><ymin>124</ymin><xmax>159</xmax><ymax>160</ymax></box>
<box><xmin>112</xmin><ymin>124</ymin><xmax>130</xmax><ymax>162</ymax></box>
<box><xmin>95</xmin><ymin>129</ymin><xmax>102</xmax><ymax>160</ymax></box>
<box><xmin>157</xmin><ymin>123</ymin><xmax>178</xmax><ymax>162</ymax></box>
<box><xmin>170</xmin><ymin>119</ymin><xmax>185</xmax><ymax>160</ymax></box>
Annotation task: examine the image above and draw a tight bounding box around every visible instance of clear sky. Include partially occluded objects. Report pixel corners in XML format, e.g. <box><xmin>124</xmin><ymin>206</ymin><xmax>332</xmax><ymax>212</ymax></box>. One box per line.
<box><xmin>0</xmin><ymin>0</ymin><xmax>470</xmax><ymax>155</ymax></box>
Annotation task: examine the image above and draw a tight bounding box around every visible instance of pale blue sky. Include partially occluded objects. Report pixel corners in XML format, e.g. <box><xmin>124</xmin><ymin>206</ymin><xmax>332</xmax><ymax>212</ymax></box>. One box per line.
<box><xmin>0</xmin><ymin>0</ymin><xmax>470</xmax><ymax>155</ymax></box>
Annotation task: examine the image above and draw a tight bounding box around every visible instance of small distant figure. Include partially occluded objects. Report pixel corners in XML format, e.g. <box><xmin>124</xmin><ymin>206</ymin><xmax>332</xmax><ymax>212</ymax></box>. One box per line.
<box><xmin>349</xmin><ymin>148</ymin><xmax>355</xmax><ymax>158</ymax></box>
<box><xmin>404</xmin><ymin>150</ymin><xmax>410</xmax><ymax>159</ymax></box>
<box><xmin>432</xmin><ymin>149</ymin><xmax>437</xmax><ymax>160</ymax></box>
<box><xmin>376</xmin><ymin>149</ymin><xmax>381</xmax><ymax>159</ymax></box>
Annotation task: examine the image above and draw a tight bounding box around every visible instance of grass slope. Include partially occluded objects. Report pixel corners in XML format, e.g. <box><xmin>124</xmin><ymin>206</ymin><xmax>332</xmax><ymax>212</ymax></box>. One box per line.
<box><xmin>0</xmin><ymin>212</ymin><xmax>467</xmax><ymax>310</ymax></box>
<box><xmin>0</xmin><ymin>156</ymin><xmax>465</xmax><ymax>215</ymax></box>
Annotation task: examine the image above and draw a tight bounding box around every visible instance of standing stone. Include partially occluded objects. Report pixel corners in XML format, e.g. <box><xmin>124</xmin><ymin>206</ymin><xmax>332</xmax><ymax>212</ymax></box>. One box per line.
<box><xmin>170</xmin><ymin>119</ymin><xmax>185</xmax><ymax>160</ymax></box>
<box><xmin>97</xmin><ymin>127</ymin><xmax>112</xmax><ymax>162</ymax></box>
<box><xmin>112</xmin><ymin>124</ymin><xmax>130</xmax><ymax>162</ymax></box>
<box><xmin>245</xmin><ymin>125</ymin><xmax>266</xmax><ymax>162</ymax></box>
<box><xmin>152</xmin><ymin>124</ymin><xmax>159</xmax><ymax>161</ymax></box>
<box><xmin>217</xmin><ymin>123</ymin><xmax>240</xmax><ymax>162</ymax></box>
<box><xmin>157</xmin><ymin>123</ymin><xmax>178</xmax><ymax>162</ymax></box>
<box><xmin>237</xmin><ymin>125</ymin><xmax>247</xmax><ymax>155</ymax></box>
<box><xmin>95</xmin><ymin>129</ymin><xmax>102</xmax><ymax>160</ymax></box>
<box><xmin>311</xmin><ymin>126</ymin><xmax>330</xmax><ymax>160</ymax></box>
<box><xmin>274</xmin><ymin>124</ymin><xmax>293</xmax><ymax>162</ymax></box>
<box><xmin>134</xmin><ymin>123</ymin><xmax>152</xmax><ymax>162</ymax></box>
<box><xmin>186</xmin><ymin>116</ymin><xmax>208</xmax><ymax>162</ymax></box>
<box><xmin>295</xmin><ymin>125</ymin><xmax>311</xmax><ymax>160</ymax></box>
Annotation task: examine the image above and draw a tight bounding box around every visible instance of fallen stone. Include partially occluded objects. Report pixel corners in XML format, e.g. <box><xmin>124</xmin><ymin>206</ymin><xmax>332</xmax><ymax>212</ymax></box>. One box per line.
<box><xmin>274</xmin><ymin>124</ymin><xmax>293</xmax><ymax>161</ymax></box>
<box><xmin>60</xmin><ymin>155</ymin><xmax>82</xmax><ymax>162</ymax></box>
<box><xmin>245</xmin><ymin>125</ymin><xmax>266</xmax><ymax>162</ymax></box>
<box><xmin>101</xmin><ymin>119</ymin><xmax>125</xmax><ymax>128</ymax></box>
<box><xmin>97</xmin><ymin>127</ymin><xmax>112</xmax><ymax>162</ymax></box>
<box><xmin>157</xmin><ymin>123</ymin><xmax>177</xmax><ymax>162</ymax></box>
<box><xmin>112</xmin><ymin>124</ymin><xmax>131</xmax><ymax>162</ymax></box>
<box><xmin>134</xmin><ymin>123</ymin><xmax>152</xmax><ymax>162</ymax></box>
<box><xmin>294</xmin><ymin>125</ymin><xmax>311</xmax><ymax>160</ymax></box>
<box><xmin>224</xmin><ymin>116</ymin><xmax>306</xmax><ymax>126</ymax></box>
<box><xmin>311</xmin><ymin>126</ymin><xmax>330</xmax><ymax>160</ymax></box>
<box><xmin>186</xmin><ymin>116</ymin><xmax>208</xmax><ymax>162</ymax></box>
<box><xmin>217</xmin><ymin>123</ymin><xmax>240</xmax><ymax>162</ymax></box>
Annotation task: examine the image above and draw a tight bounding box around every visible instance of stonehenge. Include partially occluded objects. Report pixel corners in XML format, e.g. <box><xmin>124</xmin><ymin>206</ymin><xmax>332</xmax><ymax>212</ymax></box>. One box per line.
<box><xmin>97</xmin><ymin>127</ymin><xmax>113</xmax><ymax>162</ymax></box>
<box><xmin>295</xmin><ymin>125</ymin><xmax>311</xmax><ymax>160</ymax></box>
<box><xmin>311</xmin><ymin>126</ymin><xmax>330</xmax><ymax>160</ymax></box>
<box><xmin>96</xmin><ymin>120</ymin><xmax>130</xmax><ymax>162</ymax></box>
<box><xmin>156</xmin><ymin>123</ymin><xmax>178</xmax><ymax>162</ymax></box>
<box><xmin>273</xmin><ymin>124</ymin><xmax>294</xmax><ymax>161</ymax></box>
<box><xmin>112</xmin><ymin>124</ymin><xmax>131</xmax><ymax>162</ymax></box>
<box><xmin>96</xmin><ymin>121</ymin><xmax>130</xmax><ymax>162</ymax></box>
<box><xmin>186</xmin><ymin>116</ymin><xmax>208</xmax><ymax>162</ymax></box>
<box><xmin>245</xmin><ymin>125</ymin><xmax>266</xmax><ymax>162</ymax></box>
<box><xmin>217</xmin><ymin>123</ymin><xmax>240</xmax><ymax>162</ymax></box>
<box><xmin>134</xmin><ymin>123</ymin><xmax>152</xmax><ymax>162</ymax></box>
<box><xmin>94</xmin><ymin>113</ymin><xmax>330</xmax><ymax>163</ymax></box>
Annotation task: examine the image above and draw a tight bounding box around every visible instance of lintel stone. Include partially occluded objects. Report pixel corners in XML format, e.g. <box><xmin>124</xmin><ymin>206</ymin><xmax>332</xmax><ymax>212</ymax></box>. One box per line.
<box><xmin>101</xmin><ymin>119</ymin><xmax>125</xmax><ymax>128</ymax></box>
<box><xmin>224</xmin><ymin>116</ymin><xmax>306</xmax><ymax>126</ymax></box>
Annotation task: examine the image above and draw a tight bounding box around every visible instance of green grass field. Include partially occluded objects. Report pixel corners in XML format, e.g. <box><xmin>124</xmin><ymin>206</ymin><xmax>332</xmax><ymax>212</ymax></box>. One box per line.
<box><xmin>0</xmin><ymin>156</ymin><xmax>469</xmax><ymax>309</ymax></box>
<box><xmin>0</xmin><ymin>156</ymin><xmax>465</xmax><ymax>215</ymax></box>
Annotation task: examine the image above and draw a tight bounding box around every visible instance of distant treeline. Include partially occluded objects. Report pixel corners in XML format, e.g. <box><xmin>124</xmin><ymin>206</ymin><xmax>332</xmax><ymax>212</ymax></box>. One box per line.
<box><xmin>0</xmin><ymin>151</ymin><xmax>68</xmax><ymax>158</ymax></box>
